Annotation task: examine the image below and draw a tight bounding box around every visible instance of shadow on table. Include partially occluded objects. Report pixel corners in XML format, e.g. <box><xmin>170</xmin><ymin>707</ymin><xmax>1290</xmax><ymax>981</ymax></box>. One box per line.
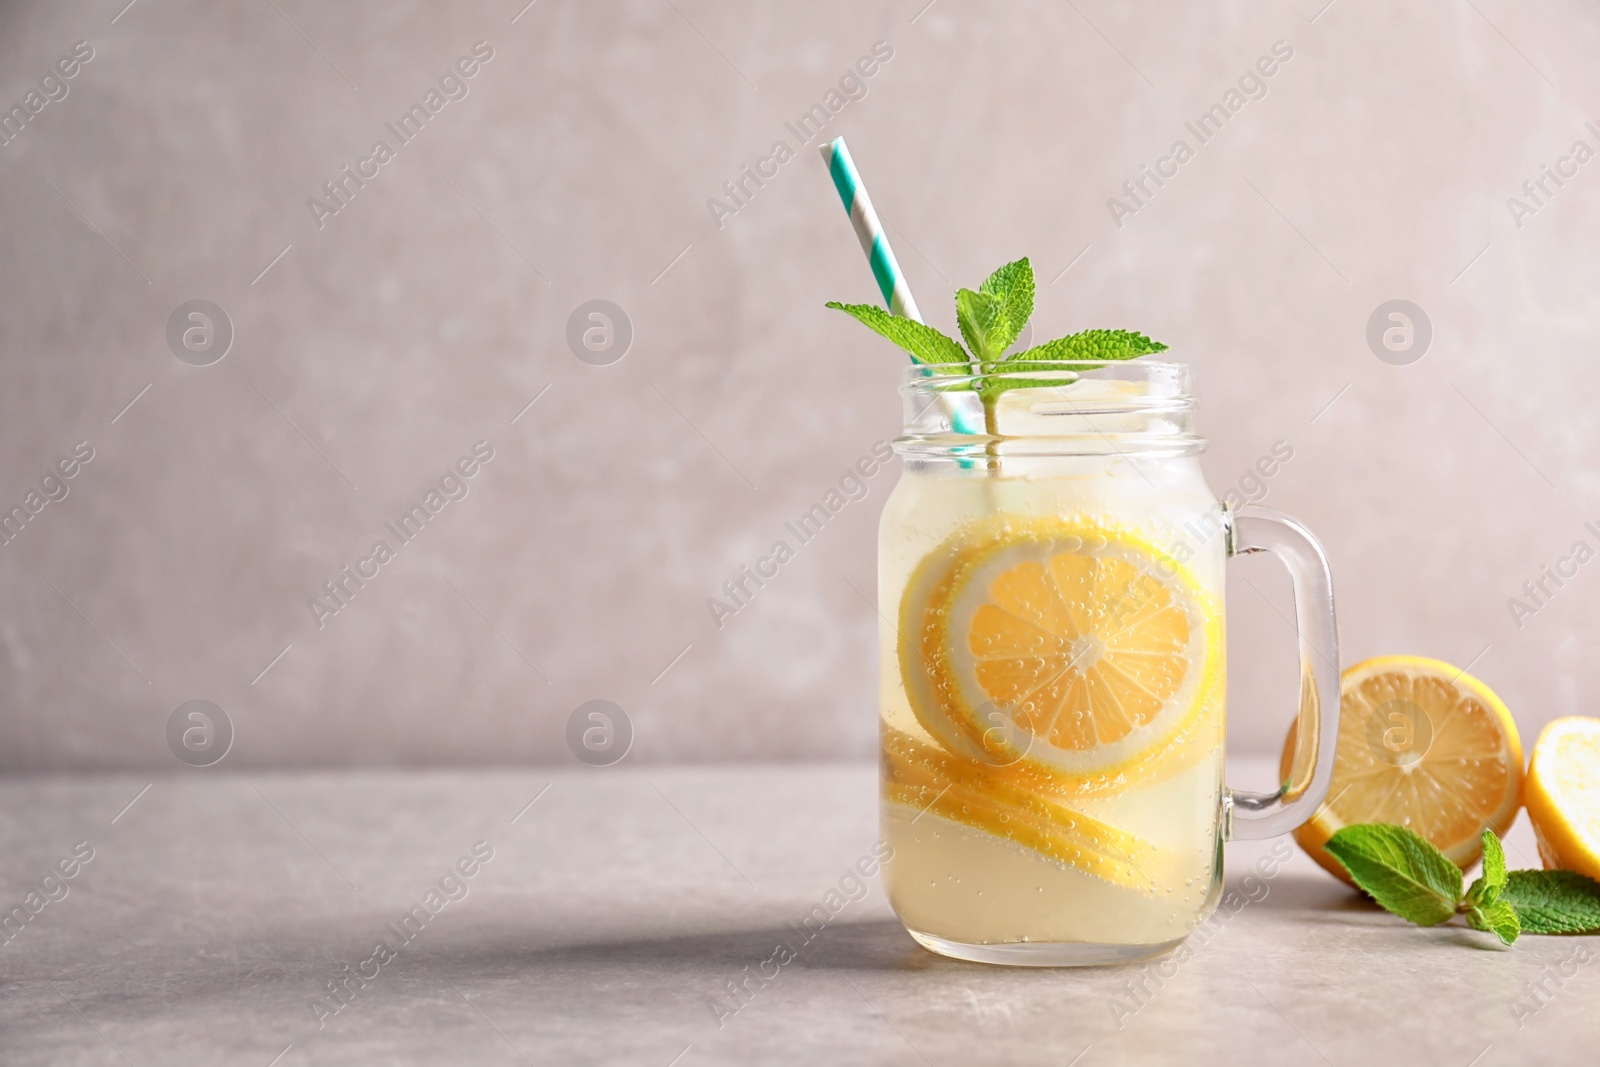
<box><xmin>489</xmin><ymin>875</ymin><xmax>1377</xmax><ymax>977</ymax></box>
<box><xmin>458</xmin><ymin>872</ymin><xmax>1393</xmax><ymax>979</ymax></box>
<box><xmin>497</xmin><ymin>918</ymin><xmax>946</xmax><ymax>976</ymax></box>
<box><xmin>1227</xmin><ymin>869</ymin><xmax>1369</xmax><ymax>914</ymax></box>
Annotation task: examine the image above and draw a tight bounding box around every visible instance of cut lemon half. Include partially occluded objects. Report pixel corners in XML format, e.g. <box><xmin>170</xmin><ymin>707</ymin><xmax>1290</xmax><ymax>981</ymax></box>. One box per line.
<box><xmin>1285</xmin><ymin>655</ymin><xmax>1523</xmax><ymax>885</ymax></box>
<box><xmin>900</xmin><ymin>517</ymin><xmax>1220</xmax><ymax>781</ymax></box>
<box><xmin>1525</xmin><ymin>717</ymin><xmax>1600</xmax><ymax>880</ymax></box>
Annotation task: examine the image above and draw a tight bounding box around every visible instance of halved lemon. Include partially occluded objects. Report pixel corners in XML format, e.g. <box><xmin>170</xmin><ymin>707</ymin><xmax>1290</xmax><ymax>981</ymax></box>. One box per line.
<box><xmin>1525</xmin><ymin>717</ymin><xmax>1600</xmax><ymax>880</ymax></box>
<box><xmin>1285</xmin><ymin>655</ymin><xmax>1523</xmax><ymax>884</ymax></box>
<box><xmin>899</xmin><ymin>517</ymin><xmax>1221</xmax><ymax>784</ymax></box>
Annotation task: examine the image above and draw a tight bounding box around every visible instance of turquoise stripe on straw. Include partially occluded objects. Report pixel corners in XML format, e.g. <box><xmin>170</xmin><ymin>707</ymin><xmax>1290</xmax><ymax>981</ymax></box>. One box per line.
<box><xmin>825</xmin><ymin>145</ymin><xmax>858</xmax><ymax>229</ymax></box>
<box><xmin>867</xmin><ymin>234</ymin><xmax>899</xmax><ymax>313</ymax></box>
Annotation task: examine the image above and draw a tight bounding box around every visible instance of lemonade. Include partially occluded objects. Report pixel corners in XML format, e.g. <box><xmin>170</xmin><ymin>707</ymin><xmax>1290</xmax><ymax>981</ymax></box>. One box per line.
<box><xmin>822</xmin><ymin>251</ymin><xmax>1338</xmax><ymax>965</ymax></box>
<box><xmin>878</xmin><ymin>373</ymin><xmax>1235</xmax><ymax>962</ymax></box>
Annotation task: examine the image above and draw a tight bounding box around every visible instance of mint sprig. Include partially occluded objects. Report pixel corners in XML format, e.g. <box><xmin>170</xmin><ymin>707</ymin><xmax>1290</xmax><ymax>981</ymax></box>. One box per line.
<box><xmin>827</xmin><ymin>257</ymin><xmax>1167</xmax><ymax>417</ymax></box>
<box><xmin>1325</xmin><ymin>824</ymin><xmax>1600</xmax><ymax>946</ymax></box>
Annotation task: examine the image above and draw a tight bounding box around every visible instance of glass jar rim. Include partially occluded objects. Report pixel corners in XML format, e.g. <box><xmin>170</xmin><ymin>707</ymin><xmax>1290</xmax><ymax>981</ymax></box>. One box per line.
<box><xmin>900</xmin><ymin>358</ymin><xmax>1194</xmax><ymax>410</ymax></box>
<box><xmin>895</xmin><ymin>357</ymin><xmax>1202</xmax><ymax>459</ymax></box>
<box><xmin>900</xmin><ymin>357</ymin><xmax>1189</xmax><ymax>387</ymax></box>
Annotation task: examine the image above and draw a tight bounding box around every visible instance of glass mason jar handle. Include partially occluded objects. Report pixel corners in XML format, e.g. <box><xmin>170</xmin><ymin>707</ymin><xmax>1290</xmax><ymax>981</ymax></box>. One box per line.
<box><xmin>1224</xmin><ymin>507</ymin><xmax>1341</xmax><ymax>841</ymax></box>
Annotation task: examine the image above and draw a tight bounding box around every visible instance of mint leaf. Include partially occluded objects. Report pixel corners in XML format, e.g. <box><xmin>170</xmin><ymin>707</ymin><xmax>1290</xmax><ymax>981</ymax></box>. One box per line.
<box><xmin>1324</xmin><ymin>823</ymin><xmax>1463</xmax><ymax>926</ymax></box>
<box><xmin>1482</xmin><ymin>830</ymin><xmax>1508</xmax><ymax>887</ymax></box>
<box><xmin>1466</xmin><ymin>899</ymin><xmax>1521</xmax><ymax>945</ymax></box>
<box><xmin>979</xmin><ymin>258</ymin><xmax>1033</xmax><ymax>353</ymax></box>
<box><xmin>977</xmin><ymin>327</ymin><xmax>1169</xmax><ymax>406</ymax></box>
<box><xmin>1465</xmin><ymin>876</ymin><xmax>1498</xmax><ymax>908</ymax></box>
<box><xmin>1501</xmin><ymin>869</ymin><xmax>1600</xmax><ymax>934</ymax></box>
<box><xmin>1466</xmin><ymin>830</ymin><xmax>1509</xmax><ymax>907</ymax></box>
<box><xmin>825</xmin><ymin>302</ymin><xmax>969</xmax><ymax>365</ymax></box>
<box><xmin>955</xmin><ymin>288</ymin><xmax>1010</xmax><ymax>362</ymax></box>
<box><xmin>1012</xmin><ymin>328</ymin><xmax>1168</xmax><ymax>365</ymax></box>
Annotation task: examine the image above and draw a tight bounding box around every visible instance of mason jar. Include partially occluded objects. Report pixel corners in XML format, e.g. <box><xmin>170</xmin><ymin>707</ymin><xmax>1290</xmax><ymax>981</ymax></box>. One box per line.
<box><xmin>877</xmin><ymin>359</ymin><xmax>1340</xmax><ymax>965</ymax></box>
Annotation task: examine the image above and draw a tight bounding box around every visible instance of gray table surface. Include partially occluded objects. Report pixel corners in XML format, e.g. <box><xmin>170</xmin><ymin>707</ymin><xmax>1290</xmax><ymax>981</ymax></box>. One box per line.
<box><xmin>0</xmin><ymin>760</ymin><xmax>1591</xmax><ymax>1066</ymax></box>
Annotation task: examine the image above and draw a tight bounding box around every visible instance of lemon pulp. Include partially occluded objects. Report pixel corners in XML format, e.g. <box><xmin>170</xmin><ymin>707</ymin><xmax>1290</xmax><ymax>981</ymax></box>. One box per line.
<box><xmin>1285</xmin><ymin>655</ymin><xmax>1523</xmax><ymax>884</ymax></box>
<box><xmin>1526</xmin><ymin>717</ymin><xmax>1600</xmax><ymax>880</ymax></box>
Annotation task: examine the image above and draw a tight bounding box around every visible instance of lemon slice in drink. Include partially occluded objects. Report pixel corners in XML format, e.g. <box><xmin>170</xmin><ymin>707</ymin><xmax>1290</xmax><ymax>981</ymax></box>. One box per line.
<box><xmin>884</xmin><ymin>724</ymin><xmax>1170</xmax><ymax>892</ymax></box>
<box><xmin>899</xmin><ymin>518</ymin><xmax>1220</xmax><ymax>779</ymax></box>
<box><xmin>1525</xmin><ymin>717</ymin><xmax>1600</xmax><ymax>880</ymax></box>
<box><xmin>1284</xmin><ymin>655</ymin><xmax>1523</xmax><ymax>884</ymax></box>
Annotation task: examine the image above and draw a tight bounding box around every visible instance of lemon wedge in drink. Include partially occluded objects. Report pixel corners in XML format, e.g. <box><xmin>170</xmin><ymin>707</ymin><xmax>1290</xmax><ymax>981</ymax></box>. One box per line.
<box><xmin>899</xmin><ymin>517</ymin><xmax>1221</xmax><ymax>782</ymax></box>
<box><xmin>1525</xmin><ymin>717</ymin><xmax>1600</xmax><ymax>880</ymax></box>
<box><xmin>1284</xmin><ymin>655</ymin><xmax>1523</xmax><ymax>884</ymax></box>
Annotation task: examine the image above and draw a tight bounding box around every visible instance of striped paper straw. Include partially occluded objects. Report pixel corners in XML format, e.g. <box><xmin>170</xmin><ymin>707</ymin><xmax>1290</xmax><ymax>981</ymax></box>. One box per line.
<box><xmin>820</xmin><ymin>138</ymin><xmax>923</xmax><ymax>322</ymax></box>
<box><xmin>819</xmin><ymin>137</ymin><xmax>978</xmax><ymax>436</ymax></box>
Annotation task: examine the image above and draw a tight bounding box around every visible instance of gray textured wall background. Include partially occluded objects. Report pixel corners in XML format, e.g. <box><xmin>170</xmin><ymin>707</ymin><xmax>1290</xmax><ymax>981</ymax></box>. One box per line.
<box><xmin>2</xmin><ymin>0</ymin><xmax>1598</xmax><ymax>771</ymax></box>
